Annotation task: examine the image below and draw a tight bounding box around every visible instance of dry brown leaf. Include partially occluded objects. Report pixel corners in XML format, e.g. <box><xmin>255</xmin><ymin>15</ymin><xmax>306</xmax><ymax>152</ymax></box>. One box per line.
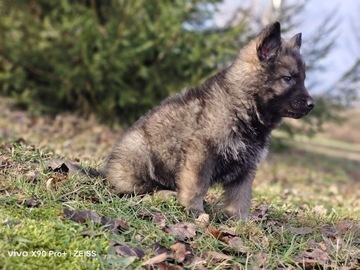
<box><xmin>155</xmin><ymin>262</ymin><xmax>184</xmax><ymax>270</ymax></box>
<box><xmin>46</xmin><ymin>159</ymin><xmax>71</xmax><ymax>175</ymax></box>
<box><xmin>114</xmin><ymin>244</ymin><xmax>145</xmax><ymax>258</ymax></box>
<box><xmin>290</xmin><ymin>226</ymin><xmax>313</xmax><ymax>235</ymax></box>
<box><xmin>22</xmin><ymin>198</ymin><xmax>42</xmax><ymax>208</ymax></box>
<box><xmin>170</xmin><ymin>241</ymin><xmax>193</xmax><ymax>263</ymax></box>
<box><xmin>218</xmin><ymin>226</ymin><xmax>237</xmax><ymax>236</ymax></box>
<box><xmin>149</xmin><ymin>242</ymin><xmax>171</xmax><ymax>256</ymax></box>
<box><xmin>0</xmin><ymin>155</ymin><xmax>12</xmax><ymax>169</ymax></box>
<box><xmin>165</xmin><ymin>222</ymin><xmax>197</xmax><ymax>240</ymax></box>
<box><xmin>141</xmin><ymin>252</ymin><xmax>168</xmax><ymax>266</ymax></box>
<box><xmin>353</xmin><ymin>238</ymin><xmax>360</xmax><ymax>245</ymax></box>
<box><xmin>206</xmin><ymin>226</ymin><xmax>222</xmax><ymax>239</ymax></box>
<box><xmin>63</xmin><ymin>208</ymin><xmax>102</xmax><ymax>224</ymax></box>
<box><xmin>206</xmin><ymin>226</ymin><xmax>237</xmax><ymax>242</ymax></box>
<box><xmin>195</xmin><ymin>213</ymin><xmax>210</xmax><ymax>227</ymax></box>
<box><xmin>295</xmin><ymin>248</ymin><xmax>330</xmax><ymax>269</ymax></box>
<box><xmin>312</xmin><ymin>205</ymin><xmax>327</xmax><ymax>215</ymax></box>
<box><xmin>46</xmin><ymin>158</ymin><xmax>84</xmax><ymax>176</ymax></box>
<box><xmin>0</xmin><ymin>142</ymin><xmax>14</xmax><ymax>151</ymax></box>
<box><xmin>45</xmin><ymin>172</ymin><xmax>68</xmax><ymax>189</ymax></box>
<box><xmin>336</xmin><ymin>220</ymin><xmax>359</xmax><ymax>235</ymax></box>
<box><xmin>226</xmin><ymin>237</ymin><xmax>250</xmax><ymax>253</ymax></box>
<box><xmin>252</xmin><ymin>252</ymin><xmax>268</xmax><ymax>269</ymax></box>
<box><xmin>185</xmin><ymin>256</ymin><xmax>208</xmax><ymax>270</ymax></box>
<box><xmin>153</xmin><ymin>214</ymin><xmax>167</xmax><ymax>229</ymax></box>
<box><xmin>24</xmin><ymin>170</ymin><xmax>39</xmax><ymax>182</ymax></box>
<box><xmin>63</xmin><ymin>208</ymin><xmax>129</xmax><ymax>234</ymax></box>
<box><xmin>321</xmin><ymin>225</ymin><xmax>337</xmax><ymax>238</ymax></box>
<box><xmin>251</xmin><ymin>204</ymin><xmax>270</xmax><ymax>221</ymax></box>
<box><xmin>308</xmin><ymin>240</ymin><xmax>327</xmax><ymax>252</ymax></box>
<box><xmin>202</xmin><ymin>251</ymin><xmax>232</xmax><ymax>263</ymax></box>
<box><xmin>46</xmin><ymin>178</ymin><xmax>53</xmax><ymax>190</ymax></box>
<box><xmin>102</xmin><ymin>217</ymin><xmax>129</xmax><ymax>233</ymax></box>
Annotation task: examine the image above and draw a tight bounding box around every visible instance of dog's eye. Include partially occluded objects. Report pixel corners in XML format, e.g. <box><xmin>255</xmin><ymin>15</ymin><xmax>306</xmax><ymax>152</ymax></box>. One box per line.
<box><xmin>282</xmin><ymin>76</ymin><xmax>292</xmax><ymax>83</ymax></box>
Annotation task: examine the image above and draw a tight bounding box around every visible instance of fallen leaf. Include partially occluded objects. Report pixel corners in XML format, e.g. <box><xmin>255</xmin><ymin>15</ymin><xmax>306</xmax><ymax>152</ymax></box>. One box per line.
<box><xmin>149</xmin><ymin>242</ymin><xmax>171</xmax><ymax>256</ymax></box>
<box><xmin>63</xmin><ymin>208</ymin><xmax>129</xmax><ymax>234</ymax></box>
<box><xmin>190</xmin><ymin>242</ymin><xmax>200</xmax><ymax>249</ymax></box>
<box><xmin>336</xmin><ymin>220</ymin><xmax>359</xmax><ymax>235</ymax></box>
<box><xmin>165</xmin><ymin>222</ymin><xmax>196</xmax><ymax>240</ymax></box>
<box><xmin>252</xmin><ymin>252</ymin><xmax>268</xmax><ymax>268</ymax></box>
<box><xmin>101</xmin><ymin>217</ymin><xmax>129</xmax><ymax>233</ymax></box>
<box><xmin>3</xmin><ymin>220</ymin><xmax>21</xmax><ymax>227</ymax></box>
<box><xmin>0</xmin><ymin>142</ymin><xmax>14</xmax><ymax>151</ymax></box>
<box><xmin>195</xmin><ymin>213</ymin><xmax>210</xmax><ymax>227</ymax></box>
<box><xmin>207</xmin><ymin>226</ymin><xmax>238</xmax><ymax>244</ymax></box>
<box><xmin>251</xmin><ymin>204</ymin><xmax>270</xmax><ymax>221</ymax></box>
<box><xmin>295</xmin><ymin>248</ymin><xmax>330</xmax><ymax>269</ymax></box>
<box><xmin>312</xmin><ymin>205</ymin><xmax>327</xmax><ymax>215</ymax></box>
<box><xmin>218</xmin><ymin>226</ymin><xmax>237</xmax><ymax>236</ymax></box>
<box><xmin>114</xmin><ymin>244</ymin><xmax>145</xmax><ymax>258</ymax></box>
<box><xmin>154</xmin><ymin>262</ymin><xmax>184</xmax><ymax>270</ymax></box>
<box><xmin>206</xmin><ymin>226</ymin><xmax>222</xmax><ymax>239</ymax></box>
<box><xmin>46</xmin><ymin>178</ymin><xmax>53</xmax><ymax>190</ymax></box>
<box><xmin>202</xmin><ymin>251</ymin><xmax>232</xmax><ymax>263</ymax></box>
<box><xmin>170</xmin><ymin>241</ymin><xmax>192</xmax><ymax>263</ymax></box>
<box><xmin>46</xmin><ymin>159</ymin><xmax>82</xmax><ymax>176</ymax></box>
<box><xmin>23</xmin><ymin>198</ymin><xmax>42</xmax><ymax>208</ymax></box>
<box><xmin>0</xmin><ymin>155</ymin><xmax>12</xmax><ymax>169</ymax></box>
<box><xmin>136</xmin><ymin>209</ymin><xmax>153</xmax><ymax>219</ymax></box>
<box><xmin>321</xmin><ymin>225</ymin><xmax>337</xmax><ymax>238</ymax></box>
<box><xmin>153</xmin><ymin>214</ymin><xmax>167</xmax><ymax>229</ymax></box>
<box><xmin>185</xmin><ymin>256</ymin><xmax>207</xmax><ymax>270</ymax></box>
<box><xmin>308</xmin><ymin>240</ymin><xmax>327</xmax><ymax>252</ymax></box>
<box><xmin>102</xmin><ymin>256</ymin><xmax>137</xmax><ymax>268</ymax></box>
<box><xmin>141</xmin><ymin>252</ymin><xmax>168</xmax><ymax>266</ymax></box>
<box><xmin>135</xmin><ymin>234</ymin><xmax>143</xmax><ymax>242</ymax></box>
<box><xmin>24</xmin><ymin>171</ymin><xmax>39</xmax><ymax>182</ymax></box>
<box><xmin>290</xmin><ymin>226</ymin><xmax>313</xmax><ymax>235</ymax></box>
<box><xmin>63</xmin><ymin>208</ymin><xmax>102</xmax><ymax>224</ymax></box>
<box><xmin>47</xmin><ymin>159</ymin><xmax>70</xmax><ymax>175</ymax></box>
<box><xmin>226</xmin><ymin>237</ymin><xmax>249</xmax><ymax>253</ymax></box>
<box><xmin>45</xmin><ymin>172</ymin><xmax>68</xmax><ymax>189</ymax></box>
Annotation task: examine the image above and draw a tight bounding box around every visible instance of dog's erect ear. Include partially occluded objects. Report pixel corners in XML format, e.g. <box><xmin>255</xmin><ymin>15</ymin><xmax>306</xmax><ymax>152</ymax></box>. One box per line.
<box><xmin>288</xmin><ymin>33</ymin><xmax>302</xmax><ymax>51</ymax></box>
<box><xmin>257</xmin><ymin>22</ymin><xmax>281</xmax><ymax>62</ymax></box>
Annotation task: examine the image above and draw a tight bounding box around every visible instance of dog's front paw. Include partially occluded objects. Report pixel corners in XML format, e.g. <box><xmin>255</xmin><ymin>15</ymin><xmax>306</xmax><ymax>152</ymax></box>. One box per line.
<box><xmin>223</xmin><ymin>206</ymin><xmax>249</xmax><ymax>221</ymax></box>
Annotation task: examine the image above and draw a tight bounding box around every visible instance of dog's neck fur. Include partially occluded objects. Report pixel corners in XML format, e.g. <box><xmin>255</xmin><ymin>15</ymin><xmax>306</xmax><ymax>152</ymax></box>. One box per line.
<box><xmin>222</xmin><ymin>41</ymin><xmax>283</xmax><ymax>130</ymax></box>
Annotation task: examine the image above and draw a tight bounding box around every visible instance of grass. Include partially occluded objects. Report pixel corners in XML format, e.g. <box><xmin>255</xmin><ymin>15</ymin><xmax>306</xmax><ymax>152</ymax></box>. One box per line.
<box><xmin>1</xmin><ymin>100</ymin><xmax>360</xmax><ymax>269</ymax></box>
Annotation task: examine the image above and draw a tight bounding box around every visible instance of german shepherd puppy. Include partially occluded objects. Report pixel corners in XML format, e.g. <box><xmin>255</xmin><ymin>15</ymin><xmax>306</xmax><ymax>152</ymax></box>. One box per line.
<box><xmin>104</xmin><ymin>22</ymin><xmax>315</xmax><ymax>219</ymax></box>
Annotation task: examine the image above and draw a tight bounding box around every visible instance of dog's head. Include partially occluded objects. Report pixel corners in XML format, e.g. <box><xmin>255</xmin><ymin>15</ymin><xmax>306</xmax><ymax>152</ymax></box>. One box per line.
<box><xmin>237</xmin><ymin>22</ymin><xmax>315</xmax><ymax>128</ymax></box>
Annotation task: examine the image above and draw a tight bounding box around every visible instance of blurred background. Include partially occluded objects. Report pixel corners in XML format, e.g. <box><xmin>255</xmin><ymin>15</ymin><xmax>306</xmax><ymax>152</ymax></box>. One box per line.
<box><xmin>0</xmin><ymin>0</ymin><xmax>359</xmax><ymax>186</ymax></box>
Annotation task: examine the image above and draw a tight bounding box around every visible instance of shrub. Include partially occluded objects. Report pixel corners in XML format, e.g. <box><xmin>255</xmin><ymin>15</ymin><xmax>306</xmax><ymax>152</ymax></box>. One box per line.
<box><xmin>0</xmin><ymin>0</ymin><xmax>246</xmax><ymax>124</ymax></box>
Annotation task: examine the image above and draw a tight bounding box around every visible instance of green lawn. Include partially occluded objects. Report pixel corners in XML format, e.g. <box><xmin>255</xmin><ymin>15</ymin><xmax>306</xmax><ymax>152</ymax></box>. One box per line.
<box><xmin>1</xmin><ymin>102</ymin><xmax>359</xmax><ymax>269</ymax></box>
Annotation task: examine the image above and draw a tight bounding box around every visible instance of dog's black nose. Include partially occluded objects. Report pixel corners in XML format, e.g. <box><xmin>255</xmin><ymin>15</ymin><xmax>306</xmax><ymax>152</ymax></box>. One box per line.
<box><xmin>306</xmin><ymin>97</ymin><xmax>315</xmax><ymax>109</ymax></box>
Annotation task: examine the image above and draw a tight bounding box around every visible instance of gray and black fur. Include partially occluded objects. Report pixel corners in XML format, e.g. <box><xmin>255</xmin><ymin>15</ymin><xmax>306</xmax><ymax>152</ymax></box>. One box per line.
<box><xmin>104</xmin><ymin>22</ymin><xmax>315</xmax><ymax>219</ymax></box>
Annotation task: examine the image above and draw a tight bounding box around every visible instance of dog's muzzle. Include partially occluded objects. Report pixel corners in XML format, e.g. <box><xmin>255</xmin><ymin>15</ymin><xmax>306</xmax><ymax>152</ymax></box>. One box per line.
<box><xmin>283</xmin><ymin>95</ymin><xmax>315</xmax><ymax>119</ymax></box>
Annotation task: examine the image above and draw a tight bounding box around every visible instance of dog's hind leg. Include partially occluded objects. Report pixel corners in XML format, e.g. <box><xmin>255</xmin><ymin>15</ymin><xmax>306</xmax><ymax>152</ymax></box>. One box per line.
<box><xmin>105</xmin><ymin>132</ymin><xmax>156</xmax><ymax>195</ymax></box>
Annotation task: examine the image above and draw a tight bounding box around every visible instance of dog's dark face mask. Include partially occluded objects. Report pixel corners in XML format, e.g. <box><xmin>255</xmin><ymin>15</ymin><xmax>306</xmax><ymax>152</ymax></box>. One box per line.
<box><xmin>255</xmin><ymin>22</ymin><xmax>315</xmax><ymax>123</ymax></box>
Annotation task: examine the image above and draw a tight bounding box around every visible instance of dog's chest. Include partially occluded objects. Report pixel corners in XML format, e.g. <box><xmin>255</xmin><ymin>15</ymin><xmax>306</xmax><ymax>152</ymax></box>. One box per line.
<box><xmin>213</xmin><ymin>128</ymin><xmax>269</xmax><ymax>183</ymax></box>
